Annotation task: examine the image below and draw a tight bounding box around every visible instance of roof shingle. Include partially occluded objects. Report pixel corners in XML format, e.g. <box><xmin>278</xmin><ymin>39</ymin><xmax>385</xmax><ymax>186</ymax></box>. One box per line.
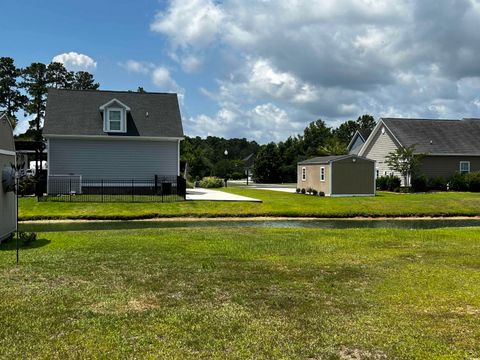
<box><xmin>382</xmin><ymin>118</ymin><xmax>480</xmax><ymax>154</ymax></box>
<box><xmin>43</xmin><ymin>89</ymin><xmax>184</xmax><ymax>138</ymax></box>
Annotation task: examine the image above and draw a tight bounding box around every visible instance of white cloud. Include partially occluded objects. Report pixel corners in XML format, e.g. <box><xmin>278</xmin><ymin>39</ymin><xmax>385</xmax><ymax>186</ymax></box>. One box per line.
<box><xmin>119</xmin><ymin>60</ymin><xmax>154</xmax><ymax>74</ymax></box>
<box><xmin>153</xmin><ymin>0</ymin><xmax>480</xmax><ymax>141</ymax></box>
<box><xmin>185</xmin><ymin>102</ymin><xmax>305</xmax><ymax>143</ymax></box>
<box><xmin>150</xmin><ymin>0</ymin><xmax>224</xmax><ymax>49</ymax></box>
<box><xmin>52</xmin><ymin>52</ymin><xmax>97</xmax><ymax>71</ymax></box>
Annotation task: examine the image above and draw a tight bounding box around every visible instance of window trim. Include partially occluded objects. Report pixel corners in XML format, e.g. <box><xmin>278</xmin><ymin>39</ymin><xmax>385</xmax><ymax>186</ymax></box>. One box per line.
<box><xmin>459</xmin><ymin>161</ymin><xmax>470</xmax><ymax>174</ymax></box>
<box><xmin>104</xmin><ymin>108</ymin><xmax>126</xmax><ymax>133</ymax></box>
<box><xmin>301</xmin><ymin>167</ymin><xmax>306</xmax><ymax>181</ymax></box>
<box><xmin>320</xmin><ymin>166</ymin><xmax>325</xmax><ymax>182</ymax></box>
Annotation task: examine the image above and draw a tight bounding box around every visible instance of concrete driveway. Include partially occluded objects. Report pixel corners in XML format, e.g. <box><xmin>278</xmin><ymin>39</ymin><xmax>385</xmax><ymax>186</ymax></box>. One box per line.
<box><xmin>240</xmin><ymin>184</ymin><xmax>297</xmax><ymax>193</ymax></box>
<box><xmin>186</xmin><ymin>188</ymin><xmax>261</xmax><ymax>202</ymax></box>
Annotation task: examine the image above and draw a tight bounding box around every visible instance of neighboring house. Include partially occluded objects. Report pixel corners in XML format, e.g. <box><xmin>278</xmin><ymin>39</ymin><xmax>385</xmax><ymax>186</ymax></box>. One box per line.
<box><xmin>297</xmin><ymin>154</ymin><xmax>375</xmax><ymax>196</ymax></box>
<box><xmin>0</xmin><ymin>112</ymin><xmax>17</xmax><ymax>242</ymax></box>
<box><xmin>347</xmin><ymin>129</ymin><xmax>372</xmax><ymax>155</ymax></box>
<box><xmin>43</xmin><ymin>89</ymin><xmax>184</xmax><ymax>192</ymax></box>
<box><xmin>358</xmin><ymin>118</ymin><xmax>480</xmax><ymax>183</ymax></box>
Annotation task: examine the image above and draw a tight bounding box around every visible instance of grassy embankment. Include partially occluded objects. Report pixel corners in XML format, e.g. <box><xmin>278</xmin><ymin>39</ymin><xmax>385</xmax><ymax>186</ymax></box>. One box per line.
<box><xmin>19</xmin><ymin>189</ymin><xmax>480</xmax><ymax>220</ymax></box>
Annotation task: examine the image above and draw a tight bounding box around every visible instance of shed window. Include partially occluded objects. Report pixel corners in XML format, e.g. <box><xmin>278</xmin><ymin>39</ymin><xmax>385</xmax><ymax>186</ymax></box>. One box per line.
<box><xmin>320</xmin><ymin>167</ymin><xmax>325</xmax><ymax>182</ymax></box>
<box><xmin>460</xmin><ymin>161</ymin><xmax>470</xmax><ymax>174</ymax></box>
<box><xmin>302</xmin><ymin>167</ymin><xmax>306</xmax><ymax>181</ymax></box>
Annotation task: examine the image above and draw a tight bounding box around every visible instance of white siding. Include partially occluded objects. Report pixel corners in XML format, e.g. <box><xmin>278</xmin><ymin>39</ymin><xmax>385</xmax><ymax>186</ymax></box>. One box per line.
<box><xmin>361</xmin><ymin>125</ymin><xmax>403</xmax><ymax>182</ymax></box>
<box><xmin>49</xmin><ymin>138</ymin><xmax>179</xmax><ymax>180</ymax></box>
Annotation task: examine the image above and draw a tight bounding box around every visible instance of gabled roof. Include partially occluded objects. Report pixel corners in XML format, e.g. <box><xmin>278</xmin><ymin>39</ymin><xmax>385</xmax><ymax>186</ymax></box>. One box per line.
<box><xmin>298</xmin><ymin>154</ymin><xmax>373</xmax><ymax>165</ymax></box>
<box><xmin>43</xmin><ymin>89</ymin><xmax>184</xmax><ymax>138</ymax></box>
<box><xmin>381</xmin><ymin>118</ymin><xmax>480</xmax><ymax>154</ymax></box>
<box><xmin>99</xmin><ymin>98</ymin><xmax>131</xmax><ymax>111</ymax></box>
<box><xmin>347</xmin><ymin>128</ymin><xmax>372</xmax><ymax>151</ymax></box>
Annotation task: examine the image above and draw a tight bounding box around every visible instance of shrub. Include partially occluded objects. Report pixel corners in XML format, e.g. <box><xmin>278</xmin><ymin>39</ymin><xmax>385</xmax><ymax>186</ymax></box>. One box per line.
<box><xmin>465</xmin><ymin>172</ymin><xmax>480</xmax><ymax>192</ymax></box>
<box><xmin>312</xmin><ymin>189</ymin><xmax>318</xmax><ymax>196</ymax></box>
<box><xmin>377</xmin><ymin>175</ymin><xmax>401</xmax><ymax>191</ymax></box>
<box><xmin>199</xmin><ymin>176</ymin><xmax>224</xmax><ymax>188</ymax></box>
<box><xmin>231</xmin><ymin>172</ymin><xmax>244</xmax><ymax>180</ymax></box>
<box><xmin>411</xmin><ymin>175</ymin><xmax>428</xmax><ymax>192</ymax></box>
<box><xmin>18</xmin><ymin>232</ymin><xmax>37</xmax><ymax>246</ymax></box>
<box><xmin>296</xmin><ymin>188</ymin><xmax>301</xmax><ymax>193</ymax></box>
<box><xmin>448</xmin><ymin>172</ymin><xmax>468</xmax><ymax>191</ymax></box>
<box><xmin>306</xmin><ymin>187</ymin><xmax>313</xmax><ymax>195</ymax></box>
<box><xmin>301</xmin><ymin>188</ymin><xmax>306</xmax><ymax>194</ymax></box>
<box><xmin>319</xmin><ymin>191</ymin><xmax>325</xmax><ymax>197</ymax></box>
<box><xmin>428</xmin><ymin>176</ymin><xmax>447</xmax><ymax>191</ymax></box>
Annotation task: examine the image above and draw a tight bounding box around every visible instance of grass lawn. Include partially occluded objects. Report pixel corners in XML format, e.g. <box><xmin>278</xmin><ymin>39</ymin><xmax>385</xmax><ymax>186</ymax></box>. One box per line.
<box><xmin>19</xmin><ymin>189</ymin><xmax>480</xmax><ymax>220</ymax></box>
<box><xmin>1</xmin><ymin>226</ymin><xmax>479</xmax><ymax>358</ymax></box>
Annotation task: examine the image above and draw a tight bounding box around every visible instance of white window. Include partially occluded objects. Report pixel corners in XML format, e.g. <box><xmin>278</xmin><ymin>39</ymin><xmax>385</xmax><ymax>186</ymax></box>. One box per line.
<box><xmin>320</xmin><ymin>167</ymin><xmax>325</xmax><ymax>182</ymax></box>
<box><xmin>460</xmin><ymin>161</ymin><xmax>470</xmax><ymax>174</ymax></box>
<box><xmin>302</xmin><ymin>167</ymin><xmax>306</xmax><ymax>181</ymax></box>
<box><xmin>105</xmin><ymin>108</ymin><xmax>125</xmax><ymax>133</ymax></box>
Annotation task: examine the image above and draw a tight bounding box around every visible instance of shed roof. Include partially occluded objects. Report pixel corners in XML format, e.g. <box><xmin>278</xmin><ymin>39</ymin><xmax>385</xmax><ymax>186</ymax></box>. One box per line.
<box><xmin>382</xmin><ymin>118</ymin><xmax>480</xmax><ymax>154</ymax></box>
<box><xmin>43</xmin><ymin>89</ymin><xmax>184</xmax><ymax>138</ymax></box>
<box><xmin>298</xmin><ymin>154</ymin><xmax>373</xmax><ymax>165</ymax></box>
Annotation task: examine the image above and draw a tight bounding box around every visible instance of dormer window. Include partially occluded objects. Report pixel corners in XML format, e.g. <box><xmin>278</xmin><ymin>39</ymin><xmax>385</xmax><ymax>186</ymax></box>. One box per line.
<box><xmin>107</xmin><ymin>108</ymin><xmax>124</xmax><ymax>132</ymax></box>
<box><xmin>100</xmin><ymin>98</ymin><xmax>131</xmax><ymax>134</ymax></box>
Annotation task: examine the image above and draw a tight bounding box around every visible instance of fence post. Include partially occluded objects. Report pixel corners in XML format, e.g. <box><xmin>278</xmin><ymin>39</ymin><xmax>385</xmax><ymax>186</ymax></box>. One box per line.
<box><xmin>101</xmin><ymin>179</ymin><xmax>104</xmax><ymax>203</ymax></box>
<box><xmin>132</xmin><ymin>179</ymin><xmax>134</xmax><ymax>202</ymax></box>
<box><xmin>155</xmin><ymin>175</ymin><xmax>158</xmax><ymax>195</ymax></box>
<box><xmin>161</xmin><ymin>179</ymin><xmax>164</xmax><ymax>203</ymax></box>
<box><xmin>69</xmin><ymin>178</ymin><xmax>72</xmax><ymax>202</ymax></box>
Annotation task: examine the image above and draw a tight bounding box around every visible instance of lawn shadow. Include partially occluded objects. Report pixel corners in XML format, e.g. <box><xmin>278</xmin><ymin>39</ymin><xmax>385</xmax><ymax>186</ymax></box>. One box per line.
<box><xmin>0</xmin><ymin>238</ymin><xmax>51</xmax><ymax>251</ymax></box>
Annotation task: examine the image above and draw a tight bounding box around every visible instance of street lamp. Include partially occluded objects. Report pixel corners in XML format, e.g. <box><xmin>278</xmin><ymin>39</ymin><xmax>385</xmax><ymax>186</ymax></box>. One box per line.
<box><xmin>224</xmin><ymin>150</ymin><xmax>228</xmax><ymax>187</ymax></box>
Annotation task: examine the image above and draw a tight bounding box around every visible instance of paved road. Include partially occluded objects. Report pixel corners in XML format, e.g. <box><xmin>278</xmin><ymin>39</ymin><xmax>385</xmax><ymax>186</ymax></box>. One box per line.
<box><xmin>186</xmin><ymin>188</ymin><xmax>261</xmax><ymax>202</ymax></box>
<box><xmin>238</xmin><ymin>184</ymin><xmax>297</xmax><ymax>193</ymax></box>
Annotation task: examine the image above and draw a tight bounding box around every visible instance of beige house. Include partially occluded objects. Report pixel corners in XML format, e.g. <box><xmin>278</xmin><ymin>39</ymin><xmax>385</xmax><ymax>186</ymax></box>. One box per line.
<box><xmin>297</xmin><ymin>155</ymin><xmax>375</xmax><ymax>196</ymax></box>
<box><xmin>358</xmin><ymin>118</ymin><xmax>480</xmax><ymax>184</ymax></box>
<box><xmin>0</xmin><ymin>112</ymin><xmax>17</xmax><ymax>242</ymax></box>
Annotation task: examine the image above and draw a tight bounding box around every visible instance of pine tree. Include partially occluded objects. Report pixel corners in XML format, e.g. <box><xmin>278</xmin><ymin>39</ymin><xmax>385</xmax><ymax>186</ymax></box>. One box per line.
<box><xmin>73</xmin><ymin>71</ymin><xmax>99</xmax><ymax>90</ymax></box>
<box><xmin>0</xmin><ymin>57</ymin><xmax>27</xmax><ymax>129</ymax></box>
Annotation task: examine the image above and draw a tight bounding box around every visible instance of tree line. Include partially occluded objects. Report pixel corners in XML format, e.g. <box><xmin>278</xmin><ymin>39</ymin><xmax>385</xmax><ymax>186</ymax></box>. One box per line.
<box><xmin>0</xmin><ymin>57</ymin><xmax>99</xmax><ymax>140</ymax></box>
<box><xmin>182</xmin><ymin>115</ymin><xmax>376</xmax><ymax>183</ymax></box>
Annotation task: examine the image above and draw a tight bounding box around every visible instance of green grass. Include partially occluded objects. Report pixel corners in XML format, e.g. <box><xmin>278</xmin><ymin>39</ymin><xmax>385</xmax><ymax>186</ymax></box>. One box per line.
<box><xmin>19</xmin><ymin>189</ymin><xmax>480</xmax><ymax>220</ymax></box>
<box><xmin>1</xmin><ymin>226</ymin><xmax>480</xmax><ymax>358</ymax></box>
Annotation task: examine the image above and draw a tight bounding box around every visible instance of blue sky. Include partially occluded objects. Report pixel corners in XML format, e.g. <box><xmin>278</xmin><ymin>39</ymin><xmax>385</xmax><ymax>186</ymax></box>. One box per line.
<box><xmin>2</xmin><ymin>0</ymin><xmax>480</xmax><ymax>142</ymax></box>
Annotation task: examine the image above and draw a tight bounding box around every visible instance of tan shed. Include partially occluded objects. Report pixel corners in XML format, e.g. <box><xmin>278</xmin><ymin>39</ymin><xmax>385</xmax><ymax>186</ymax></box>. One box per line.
<box><xmin>297</xmin><ymin>155</ymin><xmax>375</xmax><ymax>196</ymax></box>
<box><xmin>0</xmin><ymin>113</ymin><xmax>16</xmax><ymax>242</ymax></box>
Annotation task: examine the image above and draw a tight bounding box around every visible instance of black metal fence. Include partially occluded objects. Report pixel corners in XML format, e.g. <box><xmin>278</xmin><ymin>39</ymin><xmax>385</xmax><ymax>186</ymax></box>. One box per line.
<box><xmin>38</xmin><ymin>175</ymin><xmax>187</xmax><ymax>203</ymax></box>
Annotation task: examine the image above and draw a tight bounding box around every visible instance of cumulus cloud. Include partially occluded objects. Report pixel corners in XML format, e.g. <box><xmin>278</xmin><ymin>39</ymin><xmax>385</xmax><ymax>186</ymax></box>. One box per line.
<box><xmin>52</xmin><ymin>52</ymin><xmax>97</xmax><ymax>71</ymax></box>
<box><xmin>185</xmin><ymin>102</ymin><xmax>305</xmax><ymax>143</ymax></box>
<box><xmin>153</xmin><ymin>0</ymin><xmax>480</xmax><ymax>141</ymax></box>
<box><xmin>119</xmin><ymin>60</ymin><xmax>154</xmax><ymax>74</ymax></box>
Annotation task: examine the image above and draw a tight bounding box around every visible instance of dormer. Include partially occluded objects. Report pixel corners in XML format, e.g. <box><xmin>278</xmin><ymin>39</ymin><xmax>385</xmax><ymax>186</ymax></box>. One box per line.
<box><xmin>99</xmin><ymin>98</ymin><xmax>131</xmax><ymax>133</ymax></box>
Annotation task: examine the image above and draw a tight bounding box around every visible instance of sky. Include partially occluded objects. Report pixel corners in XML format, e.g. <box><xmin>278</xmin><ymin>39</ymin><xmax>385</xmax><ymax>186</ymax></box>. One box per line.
<box><xmin>2</xmin><ymin>0</ymin><xmax>480</xmax><ymax>143</ymax></box>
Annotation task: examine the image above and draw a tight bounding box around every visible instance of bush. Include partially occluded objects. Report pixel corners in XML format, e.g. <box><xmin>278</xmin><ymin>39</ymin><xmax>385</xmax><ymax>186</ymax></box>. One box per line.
<box><xmin>448</xmin><ymin>172</ymin><xmax>468</xmax><ymax>191</ymax></box>
<box><xmin>306</xmin><ymin>187</ymin><xmax>313</xmax><ymax>195</ymax></box>
<box><xmin>230</xmin><ymin>172</ymin><xmax>244</xmax><ymax>180</ymax></box>
<box><xmin>296</xmin><ymin>188</ymin><xmax>301</xmax><ymax>193</ymax></box>
<box><xmin>319</xmin><ymin>191</ymin><xmax>325</xmax><ymax>197</ymax></box>
<box><xmin>18</xmin><ymin>232</ymin><xmax>37</xmax><ymax>246</ymax></box>
<box><xmin>199</xmin><ymin>176</ymin><xmax>224</xmax><ymax>188</ymax></box>
<box><xmin>411</xmin><ymin>176</ymin><xmax>428</xmax><ymax>192</ymax></box>
<box><xmin>465</xmin><ymin>172</ymin><xmax>480</xmax><ymax>192</ymax></box>
<box><xmin>428</xmin><ymin>176</ymin><xmax>447</xmax><ymax>191</ymax></box>
<box><xmin>377</xmin><ymin>175</ymin><xmax>401</xmax><ymax>191</ymax></box>
<box><xmin>312</xmin><ymin>189</ymin><xmax>318</xmax><ymax>196</ymax></box>
<box><xmin>301</xmin><ymin>188</ymin><xmax>306</xmax><ymax>194</ymax></box>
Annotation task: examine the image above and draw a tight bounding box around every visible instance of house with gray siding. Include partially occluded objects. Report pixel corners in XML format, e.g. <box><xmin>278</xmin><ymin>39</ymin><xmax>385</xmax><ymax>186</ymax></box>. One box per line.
<box><xmin>43</xmin><ymin>89</ymin><xmax>184</xmax><ymax>193</ymax></box>
<box><xmin>358</xmin><ymin>117</ymin><xmax>480</xmax><ymax>184</ymax></box>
